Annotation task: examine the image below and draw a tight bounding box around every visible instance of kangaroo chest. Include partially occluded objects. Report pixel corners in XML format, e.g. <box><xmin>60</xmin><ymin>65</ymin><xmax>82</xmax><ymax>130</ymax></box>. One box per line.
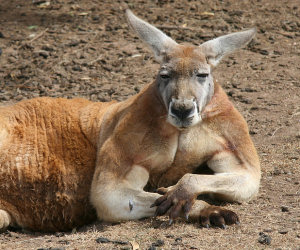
<box><xmin>147</xmin><ymin>124</ymin><xmax>225</xmax><ymax>188</ymax></box>
<box><xmin>175</xmin><ymin>126</ymin><xmax>222</xmax><ymax>166</ymax></box>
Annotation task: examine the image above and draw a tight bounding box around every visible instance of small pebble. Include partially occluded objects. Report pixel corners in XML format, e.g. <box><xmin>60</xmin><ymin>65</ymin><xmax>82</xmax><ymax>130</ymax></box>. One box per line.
<box><xmin>33</xmin><ymin>50</ymin><xmax>49</xmax><ymax>58</ymax></box>
<box><xmin>112</xmin><ymin>240</ymin><xmax>128</xmax><ymax>245</ymax></box>
<box><xmin>58</xmin><ymin>240</ymin><xmax>70</xmax><ymax>245</ymax></box>
<box><xmin>258</xmin><ymin>232</ymin><xmax>271</xmax><ymax>245</ymax></box>
<box><xmin>42</xmin><ymin>44</ymin><xmax>54</xmax><ymax>51</ymax></box>
<box><xmin>165</xmin><ymin>234</ymin><xmax>174</xmax><ymax>238</ymax></box>
<box><xmin>152</xmin><ymin>239</ymin><xmax>164</xmax><ymax>247</ymax></box>
<box><xmin>37</xmin><ymin>248</ymin><xmax>65</xmax><ymax>250</ymax></box>
<box><xmin>175</xmin><ymin>237</ymin><xmax>182</xmax><ymax>242</ymax></box>
<box><xmin>278</xmin><ymin>230</ymin><xmax>288</xmax><ymax>234</ymax></box>
<box><xmin>55</xmin><ymin>232</ymin><xmax>65</xmax><ymax>237</ymax></box>
<box><xmin>96</xmin><ymin>237</ymin><xmax>110</xmax><ymax>243</ymax></box>
<box><xmin>92</xmin><ymin>15</ymin><xmax>100</xmax><ymax>21</ymax></box>
<box><xmin>68</xmin><ymin>40</ymin><xmax>80</xmax><ymax>47</ymax></box>
<box><xmin>72</xmin><ymin>66</ymin><xmax>82</xmax><ymax>72</ymax></box>
<box><xmin>281</xmin><ymin>206</ymin><xmax>289</xmax><ymax>212</ymax></box>
<box><xmin>259</xmin><ymin>49</ymin><xmax>269</xmax><ymax>55</ymax></box>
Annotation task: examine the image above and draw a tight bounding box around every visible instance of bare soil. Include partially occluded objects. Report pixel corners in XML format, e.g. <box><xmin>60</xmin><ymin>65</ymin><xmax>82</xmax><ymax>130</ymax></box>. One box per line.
<box><xmin>0</xmin><ymin>0</ymin><xmax>299</xmax><ymax>249</ymax></box>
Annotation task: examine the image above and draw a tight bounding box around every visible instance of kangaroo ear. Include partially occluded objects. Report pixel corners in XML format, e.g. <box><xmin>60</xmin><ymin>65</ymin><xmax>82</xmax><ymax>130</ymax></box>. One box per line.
<box><xmin>126</xmin><ymin>9</ymin><xmax>177</xmax><ymax>62</ymax></box>
<box><xmin>199</xmin><ymin>28</ymin><xmax>256</xmax><ymax>67</ymax></box>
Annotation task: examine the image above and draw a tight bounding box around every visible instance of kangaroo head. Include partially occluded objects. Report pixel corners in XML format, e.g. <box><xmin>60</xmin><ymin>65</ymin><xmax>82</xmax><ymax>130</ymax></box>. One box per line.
<box><xmin>126</xmin><ymin>10</ymin><xmax>256</xmax><ymax>129</ymax></box>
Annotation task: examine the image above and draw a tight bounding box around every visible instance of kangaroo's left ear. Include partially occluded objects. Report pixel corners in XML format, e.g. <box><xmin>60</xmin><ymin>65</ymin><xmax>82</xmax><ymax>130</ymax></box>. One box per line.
<box><xmin>199</xmin><ymin>28</ymin><xmax>256</xmax><ymax>67</ymax></box>
<box><xmin>126</xmin><ymin>9</ymin><xmax>178</xmax><ymax>62</ymax></box>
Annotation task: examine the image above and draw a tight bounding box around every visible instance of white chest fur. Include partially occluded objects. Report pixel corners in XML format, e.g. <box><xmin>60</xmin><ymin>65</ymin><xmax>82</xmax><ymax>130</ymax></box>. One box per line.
<box><xmin>175</xmin><ymin>124</ymin><xmax>226</xmax><ymax>167</ymax></box>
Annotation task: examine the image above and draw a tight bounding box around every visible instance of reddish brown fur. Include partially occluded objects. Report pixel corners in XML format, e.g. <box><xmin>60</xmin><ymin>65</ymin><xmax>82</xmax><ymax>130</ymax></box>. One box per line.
<box><xmin>0</xmin><ymin>13</ymin><xmax>260</xmax><ymax>230</ymax></box>
<box><xmin>170</xmin><ymin>45</ymin><xmax>207</xmax><ymax>75</ymax></box>
<box><xmin>0</xmin><ymin>98</ymin><xmax>111</xmax><ymax>231</ymax></box>
<box><xmin>0</xmin><ymin>75</ymin><xmax>259</xmax><ymax>231</ymax></box>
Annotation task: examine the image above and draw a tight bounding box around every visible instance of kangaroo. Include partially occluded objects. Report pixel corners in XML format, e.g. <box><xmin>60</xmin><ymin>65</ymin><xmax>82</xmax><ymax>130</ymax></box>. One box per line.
<box><xmin>0</xmin><ymin>10</ymin><xmax>260</xmax><ymax>232</ymax></box>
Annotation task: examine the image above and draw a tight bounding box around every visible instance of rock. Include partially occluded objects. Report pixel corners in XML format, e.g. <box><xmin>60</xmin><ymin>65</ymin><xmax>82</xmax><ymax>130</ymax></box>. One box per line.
<box><xmin>259</xmin><ymin>49</ymin><xmax>269</xmax><ymax>55</ymax></box>
<box><xmin>152</xmin><ymin>239</ymin><xmax>164</xmax><ymax>247</ymax></box>
<box><xmin>8</xmin><ymin>57</ymin><xmax>16</xmax><ymax>63</ymax></box>
<box><xmin>281</xmin><ymin>206</ymin><xmax>289</xmax><ymax>212</ymax></box>
<box><xmin>0</xmin><ymin>95</ymin><xmax>11</xmax><ymax>101</ymax></box>
<box><xmin>39</xmin><ymin>50</ymin><xmax>50</xmax><ymax>58</ymax></box>
<box><xmin>112</xmin><ymin>240</ymin><xmax>129</xmax><ymax>245</ymax></box>
<box><xmin>32</xmin><ymin>0</ymin><xmax>47</xmax><ymax>4</ymax></box>
<box><xmin>15</xmin><ymin>95</ymin><xmax>24</xmax><ymax>101</ymax></box>
<box><xmin>55</xmin><ymin>232</ymin><xmax>65</xmax><ymax>237</ymax></box>
<box><xmin>68</xmin><ymin>40</ymin><xmax>80</xmax><ymax>47</ymax></box>
<box><xmin>241</xmin><ymin>98</ymin><xmax>252</xmax><ymax>104</ymax></box>
<box><xmin>175</xmin><ymin>237</ymin><xmax>182</xmax><ymax>242</ymax></box>
<box><xmin>165</xmin><ymin>234</ymin><xmax>174</xmax><ymax>238</ymax></box>
<box><xmin>258</xmin><ymin>232</ymin><xmax>271</xmax><ymax>245</ymax></box>
<box><xmin>263</xmin><ymin>229</ymin><xmax>273</xmax><ymax>233</ymax></box>
<box><xmin>0</xmin><ymin>32</ymin><xmax>4</xmax><ymax>38</ymax></box>
<box><xmin>278</xmin><ymin>229</ymin><xmax>288</xmax><ymax>234</ymax></box>
<box><xmin>96</xmin><ymin>237</ymin><xmax>110</xmax><ymax>243</ymax></box>
<box><xmin>227</xmin><ymin>90</ymin><xmax>234</xmax><ymax>97</ymax></box>
<box><xmin>33</xmin><ymin>50</ymin><xmax>49</xmax><ymax>59</ymax></box>
<box><xmin>229</xmin><ymin>10</ymin><xmax>244</xmax><ymax>16</ymax></box>
<box><xmin>58</xmin><ymin>240</ymin><xmax>70</xmax><ymax>245</ymax></box>
<box><xmin>37</xmin><ymin>248</ymin><xmax>65</xmax><ymax>250</ymax></box>
<box><xmin>243</xmin><ymin>87</ymin><xmax>257</xmax><ymax>92</ymax></box>
<box><xmin>72</xmin><ymin>66</ymin><xmax>82</xmax><ymax>72</ymax></box>
<box><xmin>273</xmin><ymin>167</ymin><xmax>283</xmax><ymax>175</ymax></box>
<box><xmin>41</xmin><ymin>44</ymin><xmax>54</xmax><ymax>51</ymax></box>
<box><xmin>92</xmin><ymin>15</ymin><xmax>100</xmax><ymax>21</ymax></box>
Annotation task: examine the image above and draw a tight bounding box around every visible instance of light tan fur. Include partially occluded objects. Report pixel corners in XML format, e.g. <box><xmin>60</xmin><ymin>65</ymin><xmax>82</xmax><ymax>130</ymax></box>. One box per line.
<box><xmin>0</xmin><ymin>11</ymin><xmax>260</xmax><ymax>232</ymax></box>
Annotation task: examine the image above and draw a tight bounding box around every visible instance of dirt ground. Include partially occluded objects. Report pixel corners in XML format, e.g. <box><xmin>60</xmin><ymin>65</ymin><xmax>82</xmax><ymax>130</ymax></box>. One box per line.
<box><xmin>0</xmin><ymin>0</ymin><xmax>299</xmax><ymax>249</ymax></box>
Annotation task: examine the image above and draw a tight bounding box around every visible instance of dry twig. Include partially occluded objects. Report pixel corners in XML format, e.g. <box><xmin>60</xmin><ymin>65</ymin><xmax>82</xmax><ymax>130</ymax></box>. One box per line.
<box><xmin>29</xmin><ymin>28</ymin><xmax>49</xmax><ymax>43</ymax></box>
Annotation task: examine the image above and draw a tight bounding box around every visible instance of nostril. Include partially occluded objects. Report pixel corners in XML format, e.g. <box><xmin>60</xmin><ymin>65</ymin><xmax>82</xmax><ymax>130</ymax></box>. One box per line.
<box><xmin>170</xmin><ymin>106</ymin><xmax>181</xmax><ymax>118</ymax></box>
<box><xmin>170</xmin><ymin>105</ymin><xmax>195</xmax><ymax>120</ymax></box>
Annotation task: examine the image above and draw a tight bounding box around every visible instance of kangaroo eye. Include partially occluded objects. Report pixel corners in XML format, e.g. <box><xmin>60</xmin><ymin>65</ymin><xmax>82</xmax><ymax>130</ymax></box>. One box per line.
<box><xmin>196</xmin><ymin>73</ymin><xmax>209</xmax><ymax>78</ymax></box>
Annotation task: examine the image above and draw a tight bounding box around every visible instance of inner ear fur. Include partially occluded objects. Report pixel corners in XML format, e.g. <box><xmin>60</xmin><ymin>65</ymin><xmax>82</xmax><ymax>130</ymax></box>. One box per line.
<box><xmin>199</xmin><ymin>28</ymin><xmax>256</xmax><ymax>67</ymax></box>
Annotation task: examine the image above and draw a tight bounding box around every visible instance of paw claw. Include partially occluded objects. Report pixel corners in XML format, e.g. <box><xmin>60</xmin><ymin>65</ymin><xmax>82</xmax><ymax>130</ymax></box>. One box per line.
<box><xmin>129</xmin><ymin>200</ymin><xmax>133</xmax><ymax>212</ymax></box>
<box><xmin>199</xmin><ymin>206</ymin><xmax>239</xmax><ymax>228</ymax></box>
<box><xmin>185</xmin><ymin>214</ymin><xmax>189</xmax><ymax>221</ymax></box>
<box><xmin>203</xmin><ymin>223</ymin><xmax>210</xmax><ymax>228</ymax></box>
<box><xmin>168</xmin><ymin>219</ymin><xmax>173</xmax><ymax>225</ymax></box>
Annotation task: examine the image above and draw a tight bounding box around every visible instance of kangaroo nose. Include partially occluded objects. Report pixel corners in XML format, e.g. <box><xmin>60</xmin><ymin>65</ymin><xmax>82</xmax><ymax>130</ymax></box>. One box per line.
<box><xmin>170</xmin><ymin>104</ymin><xmax>195</xmax><ymax>120</ymax></box>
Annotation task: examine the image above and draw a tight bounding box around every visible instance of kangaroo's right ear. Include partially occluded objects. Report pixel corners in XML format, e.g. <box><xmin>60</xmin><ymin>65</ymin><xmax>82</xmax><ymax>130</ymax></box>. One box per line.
<box><xmin>126</xmin><ymin>9</ymin><xmax>177</xmax><ymax>62</ymax></box>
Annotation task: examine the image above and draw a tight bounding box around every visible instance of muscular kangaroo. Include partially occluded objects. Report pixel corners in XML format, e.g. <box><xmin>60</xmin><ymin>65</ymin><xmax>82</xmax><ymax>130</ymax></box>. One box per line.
<box><xmin>0</xmin><ymin>10</ymin><xmax>260</xmax><ymax>232</ymax></box>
